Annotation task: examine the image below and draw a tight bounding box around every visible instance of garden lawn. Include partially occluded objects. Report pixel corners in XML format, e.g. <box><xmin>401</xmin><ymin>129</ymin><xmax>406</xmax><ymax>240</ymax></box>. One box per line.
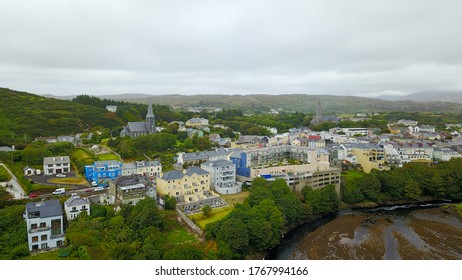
<box><xmin>49</xmin><ymin>177</ymin><xmax>89</xmax><ymax>185</ymax></box>
<box><xmin>96</xmin><ymin>153</ymin><xmax>119</xmax><ymax>161</ymax></box>
<box><xmin>189</xmin><ymin>205</ymin><xmax>234</xmax><ymax>229</ymax></box>
<box><xmin>220</xmin><ymin>191</ymin><xmax>250</xmax><ymax>206</ymax></box>
<box><xmin>72</xmin><ymin>149</ymin><xmax>94</xmax><ymax>165</ymax></box>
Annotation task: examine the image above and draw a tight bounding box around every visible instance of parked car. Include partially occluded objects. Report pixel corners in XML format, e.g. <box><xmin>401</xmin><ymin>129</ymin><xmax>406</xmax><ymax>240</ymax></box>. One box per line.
<box><xmin>84</xmin><ymin>188</ymin><xmax>93</xmax><ymax>193</ymax></box>
<box><xmin>91</xmin><ymin>181</ymin><xmax>98</xmax><ymax>187</ymax></box>
<box><xmin>95</xmin><ymin>187</ymin><xmax>104</xmax><ymax>192</ymax></box>
<box><xmin>52</xmin><ymin>188</ymin><xmax>65</xmax><ymax>195</ymax></box>
<box><xmin>56</xmin><ymin>174</ymin><xmax>66</xmax><ymax>178</ymax></box>
<box><xmin>29</xmin><ymin>193</ymin><xmax>39</xmax><ymax>198</ymax></box>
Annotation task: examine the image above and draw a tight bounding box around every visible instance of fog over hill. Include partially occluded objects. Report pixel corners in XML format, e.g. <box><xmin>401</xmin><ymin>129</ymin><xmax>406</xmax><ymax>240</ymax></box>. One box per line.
<box><xmin>40</xmin><ymin>92</ymin><xmax>462</xmax><ymax>114</ymax></box>
<box><xmin>377</xmin><ymin>91</ymin><xmax>462</xmax><ymax>104</ymax></box>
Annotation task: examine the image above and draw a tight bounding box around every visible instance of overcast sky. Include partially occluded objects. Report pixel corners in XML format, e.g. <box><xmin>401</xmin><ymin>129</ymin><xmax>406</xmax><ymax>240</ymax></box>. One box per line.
<box><xmin>1</xmin><ymin>0</ymin><xmax>462</xmax><ymax>97</ymax></box>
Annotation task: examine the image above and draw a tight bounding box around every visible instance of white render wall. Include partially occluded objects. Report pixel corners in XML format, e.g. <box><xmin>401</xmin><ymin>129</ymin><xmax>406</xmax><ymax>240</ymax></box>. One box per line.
<box><xmin>65</xmin><ymin>203</ymin><xmax>90</xmax><ymax>221</ymax></box>
<box><xmin>26</xmin><ymin>215</ymin><xmax>64</xmax><ymax>251</ymax></box>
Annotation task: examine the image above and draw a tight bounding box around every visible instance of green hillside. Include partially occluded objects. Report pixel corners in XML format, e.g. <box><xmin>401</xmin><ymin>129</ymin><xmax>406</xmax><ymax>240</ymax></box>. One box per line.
<box><xmin>0</xmin><ymin>88</ymin><xmax>123</xmax><ymax>147</ymax></box>
<box><xmin>84</xmin><ymin>93</ymin><xmax>462</xmax><ymax>114</ymax></box>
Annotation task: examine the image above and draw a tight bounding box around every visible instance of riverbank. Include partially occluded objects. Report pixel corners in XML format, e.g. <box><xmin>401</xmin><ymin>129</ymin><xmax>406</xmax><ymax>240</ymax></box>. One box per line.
<box><xmin>275</xmin><ymin>203</ymin><xmax>462</xmax><ymax>260</ymax></box>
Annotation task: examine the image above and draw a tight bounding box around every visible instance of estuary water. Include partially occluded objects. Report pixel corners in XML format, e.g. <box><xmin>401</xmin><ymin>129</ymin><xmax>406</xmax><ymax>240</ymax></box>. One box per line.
<box><xmin>272</xmin><ymin>203</ymin><xmax>462</xmax><ymax>260</ymax></box>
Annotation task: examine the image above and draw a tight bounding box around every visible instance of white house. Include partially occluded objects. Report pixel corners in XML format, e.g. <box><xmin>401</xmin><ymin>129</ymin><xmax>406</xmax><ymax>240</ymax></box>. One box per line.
<box><xmin>433</xmin><ymin>148</ymin><xmax>462</xmax><ymax>161</ymax></box>
<box><xmin>201</xmin><ymin>159</ymin><xmax>242</xmax><ymax>195</ymax></box>
<box><xmin>23</xmin><ymin>166</ymin><xmax>36</xmax><ymax>176</ymax></box>
<box><xmin>25</xmin><ymin>200</ymin><xmax>65</xmax><ymax>251</ymax></box>
<box><xmin>43</xmin><ymin>156</ymin><xmax>71</xmax><ymax>175</ymax></box>
<box><xmin>121</xmin><ymin>160</ymin><xmax>162</xmax><ymax>178</ymax></box>
<box><xmin>382</xmin><ymin>142</ymin><xmax>433</xmax><ymax>164</ymax></box>
<box><xmin>186</xmin><ymin>118</ymin><xmax>209</xmax><ymax>127</ymax></box>
<box><xmin>64</xmin><ymin>194</ymin><xmax>90</xmax><ymax>220</ymax></box>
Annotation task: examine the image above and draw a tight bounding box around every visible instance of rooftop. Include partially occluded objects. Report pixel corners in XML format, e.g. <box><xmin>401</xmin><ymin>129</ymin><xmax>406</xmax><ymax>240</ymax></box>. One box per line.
<box><xmin>26</xmin><ymin>199</ymin><xmax>63</xmax><ymax>218</ymax></box>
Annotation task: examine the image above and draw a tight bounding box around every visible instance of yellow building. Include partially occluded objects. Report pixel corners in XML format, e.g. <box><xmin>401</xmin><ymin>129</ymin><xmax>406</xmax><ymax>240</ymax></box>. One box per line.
<box><xmin>157</xmin><ymin>166</ymin><xmax>221</xmax><ymax>212</ymax></box>
<box><xmin>352</xmin><ymin>144</ymin><xmax>387</xmax><ymax>173</ymax></box>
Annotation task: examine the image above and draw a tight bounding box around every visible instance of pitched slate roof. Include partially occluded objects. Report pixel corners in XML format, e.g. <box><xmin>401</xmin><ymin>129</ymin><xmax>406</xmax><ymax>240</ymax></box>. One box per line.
<box><xmin>65</xmin><ymin>195</ymin><xmax>89</xmax><ymax>207</ymax></box>
<box><xmin>26</xmin><ymin>199</ymin><xmax>63</xmax><ymax>218</ymax></box>
<box><xmin>94</xmin><ymin>160</ymin><xmax>120</xmax><ymax>167</ymax></box>
<box><xmin>43</xmin><ymin>156</ymin><xmax>70</xmax><ymax>165</ymax></box>
<box><xmin>161</xmin><ymin>170</ymin><xmax>185</xmax><ymax>180</ymax></box>
<box><xmin>127</xmin><ymin>122</ymin><xmax>149</xmax><ymax>132</ymax></box>
<box><xmin>202</xmin><ymin>159</ymin><xmax>234</xmax><ymax>168</ymax></box>
<box><xmin>186</xmin><ymin>166</ymin><xmax>209</xmax><ymax>176</ymax></box>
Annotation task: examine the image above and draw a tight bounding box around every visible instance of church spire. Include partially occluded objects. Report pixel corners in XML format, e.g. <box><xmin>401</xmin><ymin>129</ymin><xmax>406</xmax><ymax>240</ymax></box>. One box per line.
<box><xmin>146</xmin><ymin>97</ymin><xmax>154</xmax><ymax>118</ymax></box>
<box><xmin>146</xmin><ymin>97</ymin><xmax>156</xmax><ymax>134</ymax></box>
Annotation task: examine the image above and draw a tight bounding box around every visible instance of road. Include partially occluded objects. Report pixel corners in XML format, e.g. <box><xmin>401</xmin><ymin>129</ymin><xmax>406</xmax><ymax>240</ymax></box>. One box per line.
<box><xmin>0</xmin><ymin>162</ymin><xmax>27</xmax><ymax>199</ymax></box>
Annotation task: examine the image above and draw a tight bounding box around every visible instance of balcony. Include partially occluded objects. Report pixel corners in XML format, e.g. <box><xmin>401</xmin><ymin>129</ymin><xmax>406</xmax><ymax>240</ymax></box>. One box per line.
<box><xmin>29</xmin><ymin>226</ymin><xmax>50</xmax><ymax>233</ymax></box>
<box><xmin>51</xmin><ymin>233</ymin><xmax>65</xmax><ymax>239</ymax></box>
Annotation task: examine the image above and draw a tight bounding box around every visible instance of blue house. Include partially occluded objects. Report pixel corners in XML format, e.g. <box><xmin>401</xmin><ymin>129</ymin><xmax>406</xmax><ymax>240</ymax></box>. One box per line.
<box><xmin>85</xmin><ymin>160</ymin><xmax>123</xmax><ymax>186</ymax></box>
<box><xmin>229</xmin><ymin>151</ymin><xmax>251</xmax><ymax>178</ymax></box>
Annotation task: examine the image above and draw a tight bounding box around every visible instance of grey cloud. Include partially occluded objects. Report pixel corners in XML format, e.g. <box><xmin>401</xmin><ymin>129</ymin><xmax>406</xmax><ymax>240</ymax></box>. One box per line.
<box><xmin>1</xmin><ymin>0</ymin><xmax>461</xmax><ymax>96</ymax></box>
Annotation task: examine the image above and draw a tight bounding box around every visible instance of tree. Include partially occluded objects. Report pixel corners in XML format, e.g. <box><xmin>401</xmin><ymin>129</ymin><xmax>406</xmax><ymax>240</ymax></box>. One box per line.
<box><xmin>342</xmin><ymin>183</ymin><xmax>365</xmax><ymax>204</ymax></box>
<box><xmin>0</xmin><ymin>205</ymin><xmax>29</xmax><ymax>259</ymax></box>
<box><xmin>248</xmin><ymin>186</ymin><xmax>274</xmax><ymax>207</ymax></box>
<box><xmin>404</xmin><ymin>179</ymin><xmax>422</xmax><ymax>200</ymax></box>
<box><xmin>163</xmin><ymin>195</ymin><xmax>177</xmax><ymax>210</ymax></box>
<box><xmin>216</xmin><ymin>218</ymin><xmax>249</xmax><ymax>252</ymax></box>
<box><xmin>164</xmin><ymin>243</ymin><xmax>205</xmax><ymax>260</ymax></box>
<box><xmin>358</xmin><ymin>174</ymin><xmax>381</xmax><ymax>202</ymax></box>
<box><xmin>269</xmin><ymin>179</ymin><xmax>305</xmax><ymax>224</ymax></box>
<box><xmin>202</xmin><ymin>205</ymin><xmax>212</xmax><ymax>218</ymax></box>
<box><xmin>128</xmin><ymin>197</ymin><xmax>164</xmax><ymax>231</ymax></box>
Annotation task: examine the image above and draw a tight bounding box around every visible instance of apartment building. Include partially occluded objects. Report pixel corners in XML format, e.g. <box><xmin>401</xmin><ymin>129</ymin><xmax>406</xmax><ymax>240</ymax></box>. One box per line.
<box><xmin>157</xmin><ymin>166</ymin><xmax>221</xmax><ymax>211</ymax></box>
<box><xmin>25</xmin><ymin>200</ymin><xmax>65</xmax><ymax>251</ymax></box>
<box><xmin>43</xmin><ymin>156</ymin><xmax>71</xmax><ymax>175</ymax></box>
<box><xmin>109</xmin><ymin>174</ymin><xmax>154</xmax><ymax>206</ymax></box>
<box><xmin>121</xmin><ymin>160</ymin><xmax>162</xmax><ymax>178</ymax></box>
<box><xmin>85</xmin><ymin>160</ymin><xmax>123</xmax><ymax>185</ymax></box>
<box><xmin>201</xmin><ymin>159</ymin><xmax>242</xmax><ymax>194</ymax></box>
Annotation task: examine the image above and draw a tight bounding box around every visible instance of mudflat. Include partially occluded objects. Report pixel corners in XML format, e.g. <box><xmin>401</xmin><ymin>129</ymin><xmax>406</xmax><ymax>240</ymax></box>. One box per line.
<box><xmin>292</xmin><ymin>206</ymin><xmax>462</xmax><ymax>260</ymax></box>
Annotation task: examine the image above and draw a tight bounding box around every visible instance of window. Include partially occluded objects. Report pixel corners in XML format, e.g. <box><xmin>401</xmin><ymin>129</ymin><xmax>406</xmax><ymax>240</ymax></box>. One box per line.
<box><xmin>41</xmin><ymin>235</ymin><xmax>47</xmax><ymax>241</ymax></box>
<box><xmin>41</xmin><ymin>243</ymin><xmax>48</xmax><ymax>250</ymax></box>
<box><xmin>31</xmin><ymin>223</ymin><xmax>37</xmax><ymax>230</ymax></box>
<box><xmin>32</xmin><ymin>245</ymin><xmax>39</xmax><ymax>251</ymax></box>
<box><xmin>72</xmin><ymin>207</ymin><xmax>76</xmax><ymax>211</ymax></box>
<box><xmin>40</xmin><ymin>222</ymin><xmax>46</xmax><ymax>228</ymax></box>
<box><xmin>51</xmin><ymin>219</ymin><xmax>62</xmax><ymax>235</ymax></box>
<box><xmin>32</xmin><ymin>236</ymin><xmax>38</xmax><ymax>243</ymax></box>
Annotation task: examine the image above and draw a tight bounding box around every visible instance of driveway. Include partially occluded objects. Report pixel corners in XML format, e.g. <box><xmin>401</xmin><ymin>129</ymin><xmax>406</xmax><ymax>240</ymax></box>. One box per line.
<box><xmin>0</xmin><ymin>162</ymin><xmax>27</xmax><ymax>199</ymax></box>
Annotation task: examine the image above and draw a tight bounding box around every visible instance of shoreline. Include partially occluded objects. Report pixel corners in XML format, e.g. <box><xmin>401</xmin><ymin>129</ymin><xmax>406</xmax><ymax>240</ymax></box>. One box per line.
<box><xmin>261</xmin><ymin>198</ymin><xmax>462</xmax><ymax>260</ymax></box>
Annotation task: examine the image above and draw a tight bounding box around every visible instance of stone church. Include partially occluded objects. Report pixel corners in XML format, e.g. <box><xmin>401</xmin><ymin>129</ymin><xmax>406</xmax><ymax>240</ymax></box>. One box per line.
<box><xmin>120</xmin><ymin>98</ymin><xmax>157</xmax><ymax>138</ymax></box>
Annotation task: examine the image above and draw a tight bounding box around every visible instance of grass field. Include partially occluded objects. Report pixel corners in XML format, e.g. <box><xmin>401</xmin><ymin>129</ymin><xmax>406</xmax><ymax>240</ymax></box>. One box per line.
<box><xmin>189</xmin><ymin>205</ymin><xmax>234</xmax><ymax>229</ymax></box>
<box><xmin>96</xmin><ymin>153</ymin><xmax>119</xmax><ymax>161</ymax></box>
<box><xmin>165</xmin><ymin>228</ymin><xmax>197</xmax><ymax>243</ymax></box>
<box><xmin>457</xmin><ymin>204</ymin><xmax>462</xmax><ymax>217</ymax></box>
<box><xmin>220</xmin><ymin>191</ymin><xmax>250</xmax><ymax>206</ymax></box>
<box><xmin>0</xmin><ymin>165</ymin><xmax>11</xmax><ymax>181</ymax></box>
<box><xmin>48</xmin><ymin>177</ymin><xmax>89</xmax><ymax>185</ymax></box>
<box><xmin>188</xmin><ymin>191</ymin><xmax>250</xmax><ymax>229</ymax></box>
<box><xmin>72</xmin><ymin>149</ymin><xmax>94</xmax><ymax>164</ymax></box>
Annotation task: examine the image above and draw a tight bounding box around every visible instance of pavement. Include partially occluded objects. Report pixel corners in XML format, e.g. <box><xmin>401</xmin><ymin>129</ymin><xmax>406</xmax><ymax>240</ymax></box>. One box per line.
<box><xmin>0</xmin><ymin>162</ymin><xmax>27</xmax><ymax>199</ymax></box>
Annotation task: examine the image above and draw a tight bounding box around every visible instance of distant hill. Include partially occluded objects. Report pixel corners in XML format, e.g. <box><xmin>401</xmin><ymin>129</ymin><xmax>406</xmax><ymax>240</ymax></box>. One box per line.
<box><xmin>377</xmin><ymin>91</ymin><xmax>462</xmax><ymax>104</ymax></box>
<box><xmin>0</xmin><ymin>88</ymin><xmax>123</xmax><ymax>147</ymax></box>
<box><xmin>48</xmin><ymin>93</ymin><xmax>462</xmax><ymax>114</ymax></box>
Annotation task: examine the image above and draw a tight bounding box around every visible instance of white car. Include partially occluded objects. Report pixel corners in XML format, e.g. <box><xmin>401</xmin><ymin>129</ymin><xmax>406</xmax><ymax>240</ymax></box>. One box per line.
<box><xmin>56</xmin><ymin>174</ymin><xmax>66</xmax><ymax>178</ymax></box>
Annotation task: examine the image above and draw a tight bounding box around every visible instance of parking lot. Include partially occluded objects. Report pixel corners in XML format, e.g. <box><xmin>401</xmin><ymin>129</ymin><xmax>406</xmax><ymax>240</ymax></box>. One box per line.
<box><xmin>28</xmin><ymin>172</ymin><xmax>89</xmax><ymax>189</ymax></box>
